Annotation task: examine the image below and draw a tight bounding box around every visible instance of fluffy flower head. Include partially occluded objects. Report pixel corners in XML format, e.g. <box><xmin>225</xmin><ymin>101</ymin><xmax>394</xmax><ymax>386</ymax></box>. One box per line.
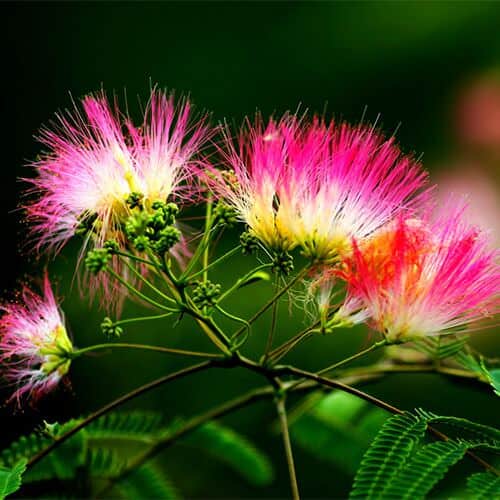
<box><xmin>0</xmin><ymin>275</ymin><xmax>73</xmax><ymax>404</ymax></box>
<box><xmin>212</xmin><ymin>113</ymin><xmax>429</xmax><ymax>261</ymax></box>
<box><xmin>25</xmin><ymin>89</ymin><xmax>209</xmax><ymax>251</ymax></box>
<box><xmin>338</xmin><ymin>207</ymin><xmax>500</xmax><ymax>342</ymax></box>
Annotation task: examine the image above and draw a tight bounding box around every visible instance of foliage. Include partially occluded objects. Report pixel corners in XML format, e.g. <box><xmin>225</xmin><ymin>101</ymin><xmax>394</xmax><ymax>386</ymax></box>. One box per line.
<box><xmin>350</xmin><ymin>410</ymin><xmax>500</xmax><ymax>500</ymax></box>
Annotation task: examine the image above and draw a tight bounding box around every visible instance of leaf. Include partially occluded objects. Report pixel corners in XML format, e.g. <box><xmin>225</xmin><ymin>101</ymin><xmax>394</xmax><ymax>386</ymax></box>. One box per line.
<box><xmin>382</xmin><ymin>441</ymin><xmax>468</xmax><ymax>500</ymax></box>
<box><xmin>414</xmin><ymin>336</ymin><xmax>469</xmax><ymax>360</ymax></box>
<box><xmin>184</xmin><ymin>421</ymin><xmax>273</xmax><ymax>486</ymax></box>
<box><xmin>481</xmin><ymin>366</ymin><xmax>500</xmax><ymax>398</ymax></box>
<box><xmin>416</xmin><ymin>409</ymin><xmax>500</xmax><ymax>445</ymax></box>
<box><xmin>0</xmin><ymin>459</ymin><xmax>27</xmax><ymax>499</ymax></box>
<box><xmin>349</xmin><ymin>413</ymin><xmax>428</xmax><ymax>499</ymax></box>
<box><xmin>291</xmin><ymin>392</ymin><xmax>387</xmax><ymax>473</ymax></box>
<box><xmin>113</xmin><ymin>464</ymin><xmax>179</xmax><ymax>499</ymax></box>
<box><xmin>236</xmin><ymin>270</ymin><xmax>271</xmax><ymax>289</ymax></box>
<box><xmin>87</xmin><ymin>447</ymin><xmax>127</xmax><ymax>478</ymax></box>
<box><xmin>1</xmin><ymin>420</ymin><xmax>87</xmax><ymax>483</ymax></box>
<box><xmin>86</xmin><ymin>411</ymin><xmax>164</xmax><ymax>443</ymax></box>
<box><xmin>467</xmin><ymin>472</ymin><xmax>500</xmax><ymax>499</ymax></box>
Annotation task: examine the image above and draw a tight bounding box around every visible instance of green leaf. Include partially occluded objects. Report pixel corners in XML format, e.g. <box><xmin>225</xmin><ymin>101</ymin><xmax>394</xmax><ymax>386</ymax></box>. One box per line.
<box><xmin>87</xmin><ymin>447</ymin><xmax>127</xmax><ymax>478</ymax></box>
<box><xmin>416</xmin><ymin>409</ymin><xmax>500</xmax><ymax>444</ymax></box>
<box><xmin>483</xmin><ymin>368</ymin><xmax>500</xmax><ymax>398</ymax></box>
<box><xmin>113</xmin><ymin>464</ymin><xmax>179</xmax><ymax>499</ymax></box>
<box><xmin>184</xmin><ymin>421</ymin><xmax>273</xmax><ymax>486</ymax></box>
<box><xmin>382</xmin><ymin>441</ymin><xmax>468</xmax><ymax>500</ymax></box>
<box><xmin>349</xmin><ymin>413</ymin><xmax>428</xmax><ymax>499</ymax></box>
<box><xmin>85</xmin><ymin>411</ymin><xmax>164</xmax><ymax>443</ymax></box>
<box><xmin>467</xmin><ymin>472</ymin><xmax>500</xmax><ymax>499</ymax></box>
<box><xmin>0</xmin><ymin>459</ymin><xmax>27</xmax><ymax>499</ymax></box>
<box><xmin>1</xmin><ymin>420</ymin><xmax>87</xmax><ymax>483</ymax></box>
<box><xmin>236</xmin><ymin>270</ymin><xmax>271</xmax><ymax>289</ymax></box>
<box><xmin>291</xmin><ymin>392</ymin><xmax>387</xmax><ymax>473</ymax></box>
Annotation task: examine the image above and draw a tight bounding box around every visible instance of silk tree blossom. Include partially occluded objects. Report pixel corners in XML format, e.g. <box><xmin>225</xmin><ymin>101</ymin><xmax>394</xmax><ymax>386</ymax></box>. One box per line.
<box><xmin>211</xmin><ymin>113</ymin><xmax>429</xmax><ymax>261</ymax></box>
<box><xmin>24</xmin><ymin>89</ymin><xmax>210</xmax><ymax>308</ymax></box>
<box><xmin>336</xmin><ymin>208</ymin><xmax>500</xmax><ymax>343</ymax></box>
<box><xmin>25</xmin><ymin>90</ymin><xmax>209</xmax><ymax>250</ymax></box>
<box><xmin>0</xmin><ymin>275</ymin><xmax>73</xmax><ymax>405</ymax></box>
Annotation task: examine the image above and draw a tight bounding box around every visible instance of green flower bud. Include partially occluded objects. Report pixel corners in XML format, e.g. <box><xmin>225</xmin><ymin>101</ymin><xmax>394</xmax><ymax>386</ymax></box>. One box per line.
<box><xmin>153</xmin><ymin>226</ymin><xmax>181</xmax><ymax>254</ymax></box>
<box><xmin>85</xmin><ymin>248</ymin><xmax>112</xmax><ymax>274</ymax></box>
<box><xmin>103</xmin><ymin>239</ymin><xmax>120</xmax><ymax>254</ymax></box>
<box><xmin>271</xmin><ymin>251</ymin><xmax>294</xmax><ymax>276</ymax></box>
<box><xmin>240</xmin><ymin>231</ymin><xmax>260</xmax><ymax>255</ymax></box>
<box><xmin>214</xmin><ymin>202</ymin><xmax>238</xmax><ymax>227</ymax></box>
<box><xmin>133</xmin><ymin>235</ymin><xmax>150</xmax><ymax>252</ymax></box>
<box><xmin>126</xmin><ymin>192</ymin><xmax>144</xmax><ymax>209</ymax></box>
<box><xmin>192</xmin><ymin>280</ymin><xmax>222</xmax><ymax>308</ymax></box>
<box><xmin>100</xmin><ymin>317</ymin><xmax>123</xmax><ymax>339</ymax></box>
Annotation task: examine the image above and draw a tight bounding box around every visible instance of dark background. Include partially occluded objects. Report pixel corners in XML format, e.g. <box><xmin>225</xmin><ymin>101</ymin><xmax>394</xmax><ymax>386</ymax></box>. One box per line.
<box><xmin>2</xmin><ymin>2</ymin><xmax>500</xmax><ymax>498</ymax></box>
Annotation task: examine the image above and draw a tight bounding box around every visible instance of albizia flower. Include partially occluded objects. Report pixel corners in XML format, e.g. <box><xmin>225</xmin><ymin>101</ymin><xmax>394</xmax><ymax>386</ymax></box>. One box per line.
<box><xmin>0</xmin><ymin>275</ymin><xmax>73</xmax><ymax>404</ymax></box>
<box><xmin>24</xmin><ymin>89</ymin><xmax>210</xmax><ymax>308</ymax></box>
<box><xmin>336</xmin><ymin>208</ymin><xmax>500</xmax><ymax>342</ymax></box>
<box><xmin>25</xmin><ymin>89</ymin><xmax>209</xmax><ymax>250</ymax></box>
<box><xmin>212</xmin><ymin>113</ymin><xmax>429</xmax><ymax>261</ymax></box>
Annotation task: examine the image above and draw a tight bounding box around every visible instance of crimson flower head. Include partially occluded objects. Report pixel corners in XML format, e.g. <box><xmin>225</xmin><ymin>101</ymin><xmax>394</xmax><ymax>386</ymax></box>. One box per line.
<box><xmin>210</xmin><ymin>113</ymin><xmax>429</xmax><ymax>262</ymax></box>
<box><xmin>0</xmin><ymin>275</ymin><xmax>73</xmax><ymax>405</ymax></box>
<box><xmin>337</xmin><ymin>206</ymin><xmax>500</xmax><ymax>343</ymax></box>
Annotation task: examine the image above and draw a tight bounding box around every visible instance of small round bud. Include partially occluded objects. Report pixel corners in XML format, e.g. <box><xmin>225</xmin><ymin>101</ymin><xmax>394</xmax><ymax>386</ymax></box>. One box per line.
<box><xmin>126</xmin><ymin>192</ymin><xmax>144</xmax><ymax>209</ymax></box>
<box><xmin>192</xmin><ymin>280</ymin><xmax>222</xmax><ymax>308</ymax></box>
<box><xmin>214</xmin><ymin>202</ymin><xmax>238</xmax><ymax>227</ymax></box>
<box><xmin>85</xmin><ymin>248</ymin><xmax>111</xmax><ymax>274</ymax></box>
<box><xmin>240</xmin><ymin>231</ymin><xmax>260</xmax><ymax>255</ymax></box>
<box><xmin>147</xmin><ymin>211</ymin><xmax>167</xmax><ymax>232</ymax></box>
<box><xmin>133</xmin><ymin>235</ymin><xmax>150</xmax><ymax>252</ymax></box>
<box><xmin>103</xmin><ymin>239</ymin><xmax>120</xmax><ymax>254</ymax></box>
<box><xmin>100</xmin><ymin>317</ymin><xmax>123</xmax><ymax>339</ymax></box>
<box><xmin>153</xmin><ymin>226</ymin><xmax>181</xmax><ymax>254</ymax></box>
<box><xmin>271</xmin><ymin>251</ymin><xmax>294</xmax><ymax>276</ymax></box>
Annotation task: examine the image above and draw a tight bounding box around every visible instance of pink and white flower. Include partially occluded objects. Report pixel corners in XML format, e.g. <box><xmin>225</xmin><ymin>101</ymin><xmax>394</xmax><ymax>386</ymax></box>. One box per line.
<box><xmin>337</xmin><ymin>207</ymin><xmax>500</xmax><ymax>342</ymax></box>
<box><xmin>0</xmin><ymin>275</ymin><xmax>73</xmax><ymax>405</ymax></box>
<box><xmin>24</xmin><ymin>89</ymin><xmax>210</xmax><ymax>309</ymax></box>
<box><xmin>211</xmin><ymin>113</ymin><xmax>429</xmax><ymax>261</ymax></box>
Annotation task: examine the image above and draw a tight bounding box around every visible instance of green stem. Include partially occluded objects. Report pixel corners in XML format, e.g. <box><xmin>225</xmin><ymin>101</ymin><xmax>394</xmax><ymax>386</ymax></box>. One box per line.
<box><xmin>106</xmin><ymin>267</ymin><xmax>175</xmax><ymax>312</ymax></box>
<box><xmin>71</xmin><ymin>343</ymin><xmax>222</xmax><ymax>359</ymax></box>
<box><xmin>114</xmin><ymin>250</ymin><xmax>161</xmax><ymax>269</ymax></box>
<box><xmin>316</xmin><ymin>340</ymin><xmax>387</xmax><ymax>376</ymax></box>
<box><xmin>262</xmin><ymin>279</ymin><xmax>280</xmax><ymax>363</ymax></box>
<box><xmin>275</xmin><ymin>393</ymin><xmax>300</xmax><ymax>500</ymax></box>
<box><xmin>113</xmin><ymin>312</ymin><xmax>173</xmax><ymax>326</ymax></box>
<box><xmin>267</xmin><ymin>322</ymin><xmax>320</xmax><ymax>363</ymax></box>
<box><xmin>120</xmin><ymin>257</ymin><xmax>179</xmax><ymax>306</ymax></box>
<box><xmin>27</xmin><ymin>361</ymin><xmax>216</xmax><ymax>469</ymax></box>
<box><xmin>187</xmin><ymin>246</ymin><xmax>241</xmax><ymax>281</ymax></box>
<box><xmin>217</xmin><ymin>263</ymin><xmax>273</xmax><ymax>303</ymax></box>
<box><xmin>202</xmin><ymin>198</ymin><xmax>213</xmax><ymax>283</ymax></box>
<box><xmin>233</xmin><ymin>267</ymin><xmax>309</xmax><ymax>339</ymax></box>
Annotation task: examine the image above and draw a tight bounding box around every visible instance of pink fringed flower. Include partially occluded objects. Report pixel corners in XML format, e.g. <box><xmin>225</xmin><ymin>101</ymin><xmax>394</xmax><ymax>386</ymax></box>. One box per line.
<box><xmin>211</xmin><ymin>113</ymin><xmax>428</xmax><ymax>261</ymax></box>
<box><xmin>0</xmin><ymin>275</ymin><xmax>73</xmax><ymax>405</ymax></box>
<box><xmin>24</xmin><ymin>89</ymin><xmax>210</xmax><ymax>308</ymax></box>
<box><xmin>337</xmin><ymin>207</ymin><xmax>500</xmax><ymax>342</ymax></box>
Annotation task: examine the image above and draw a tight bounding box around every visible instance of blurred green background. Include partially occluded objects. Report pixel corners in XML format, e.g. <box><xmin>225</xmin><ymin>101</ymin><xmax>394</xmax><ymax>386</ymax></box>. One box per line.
<box><xmin>2</xmin><ymin>1</ymin><xmax>500</xmax><ymax>498</ymax></box>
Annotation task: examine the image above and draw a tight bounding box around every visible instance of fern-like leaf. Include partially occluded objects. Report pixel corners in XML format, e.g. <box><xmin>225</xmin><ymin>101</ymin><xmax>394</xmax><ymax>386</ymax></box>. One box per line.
<box><xmin>383</xmin><ymin>441</ymin><xmax>468</xmax><ymax>499</ymax></box>
<box><xmin>416</xmin><ymin>409</ymin><xmax>500</xmax><ymax>445</ymax></box>
<box><xmin>467</xmin><ymin>472</ymin><xmax>500</xmax><ymax>499</ymax></box>
<box><xmin>349</xmin><ymin>413</ymin><xmax>427</xmax><ymax>499</ymax></box>
<box><xmin>0</xmin><ymin>459</ymin><xmax>26</xmax><ymax>499</ymax></box>
<box><xmin>113</xmin><ymin>464</ymin><xmax>179</xmax><ymax>499</ymax></box>
<box><xmin>291</xmin><ymin>392</ymin><xmax>387</xmax><ymax>473</ymax></box>
<box><xmin>184</xmin><ymin>422</ymin><xmax>273</xmax><ymax>486</ymax></box>
<box><xmin>86</xmin><ymin>411</ymin><xmax>164</xmax><ymax>443</ymax></box>
<box><xmin>87</xmin><ymin>448</ymin><xmax>127</xmax><ymax>478</ymax></box>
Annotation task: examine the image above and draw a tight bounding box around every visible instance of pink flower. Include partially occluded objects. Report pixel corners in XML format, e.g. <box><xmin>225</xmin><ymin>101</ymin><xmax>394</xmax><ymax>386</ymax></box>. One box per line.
<box><xmin>0</xmin><ymin>275</ymin><xmax>73</xmax><ymax>405</ymax></box>
<box><xmin>337</xmin><ymin>206</ymin><xmax>500</xmax><ymax>342</ymax></box>
<box><xmin>210</xmin><ymin>113</ymin><xmax>429</xmax><ymax>261</ymax></box>
<box><xmin>24</xmin><ymin>89</ymin><xmax>210</xmax><ymax>309</ymax></box>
